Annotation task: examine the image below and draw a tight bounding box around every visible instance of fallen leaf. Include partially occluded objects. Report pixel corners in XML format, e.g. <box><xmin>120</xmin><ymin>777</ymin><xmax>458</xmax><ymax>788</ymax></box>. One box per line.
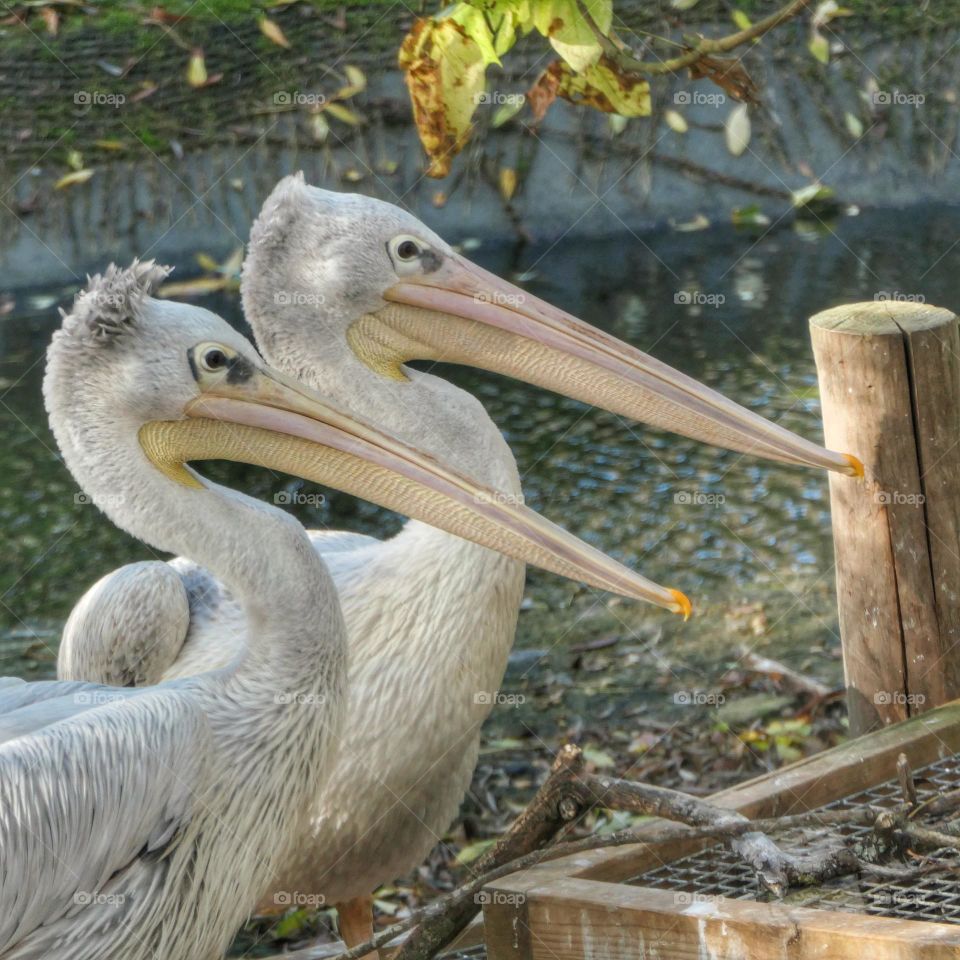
<box><xmin>432</xmin><ymin>190</ymin><xmax>447</xmax><ymax>207</ymax></box>
<box><xmin>259</xmin><ymin>16</ymin><xmax>290</xmax><ymax>48</ymax></box>
<box><xmin>455</xmin><ymin>839</ymin><xmax>495</xmax><ymax>865</ymax></box>
<box><xmin>844</xmin><ymin>111</ymin><xmax>863</xmax><ymax>138</ymax></box>
<box><xmin>499</xmin><ymin>166</ymin><xmax>517</xmax><ymax>201</ymax></box>
<box><xmin>40</xmin><ymin>6</ymin><xmax>57</xmax><ymax>35</ymax></box>
<box><xmin>670</xmin><ymin>0</ymin><xmax>701</xmax><ymax>9</ymax></box>
<box><xmin>399</xmin><ymin>17</ymin><xmax>487</xmax><ymax>178</ymax></box>
<box><xmin>94</xmin><ymin>139</ymin><xmax>125</xmax><ymax>151</ymax></box>
<box><xmin>322</xmin><ymin>102</ymin><xmax>362</xmax><ymax>125</ymax></box>
<box><xmin>689</xmin><ymin>54</ymin><xmax>759</xmax><ymax>104</ymax></box>
<box><xmin>55</xmin><ymin>169</ymin><xmax>94</xmax><ymax>190</ymax></box>
<box><xmin>65</xmin><ymin>149</ymin><xmax>83</xmax><ymax>171</ymax></box>
<box><xmin>664</xmin><ymin>108</ymin><xmax>688</xmax><ymax>133</ymax></box>
<box><xmin>582</xmin><ymin>746</ymin><xmax>617</xmax><ymax>769</ymax></box>
<box><xmin>309</xmin><ymin>112</ymin><xmax>329</xmax><ymax>142</ymax></box>
<box><xmin>724</xmin><ymin>102</ymin><xmax>751</xmax><ymax>156</ymax></box>
<box><xmin>186</xmin><ymin>48</ymin><xmax>207</xmax><ymax>88</ymax></box>
<box><xmin>808</xmin><ymin>31</ymin><xmax>830</xmax><ymax>64</ymax></box>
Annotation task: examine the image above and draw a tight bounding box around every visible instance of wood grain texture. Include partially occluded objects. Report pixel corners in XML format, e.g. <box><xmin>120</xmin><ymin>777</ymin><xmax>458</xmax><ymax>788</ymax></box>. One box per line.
<box><xmin>810</xmin><ymin>301</ymin><xmax>960</xmax><ymax>734</ymax></box>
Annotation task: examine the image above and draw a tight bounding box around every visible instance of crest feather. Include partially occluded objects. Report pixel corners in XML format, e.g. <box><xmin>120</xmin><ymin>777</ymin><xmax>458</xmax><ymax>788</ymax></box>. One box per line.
<box><xmin>59</xmin><ymin>260</ymin><xmax>172</xmax><ymax>346</ymax></box>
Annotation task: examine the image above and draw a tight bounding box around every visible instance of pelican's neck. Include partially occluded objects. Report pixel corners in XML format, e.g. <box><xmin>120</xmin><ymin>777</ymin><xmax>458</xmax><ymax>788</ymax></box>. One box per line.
<box><xmin>60</xmin><ymin>425</ymin><xmax>343</xmax><ymax>693</ymax></box>
<box><xmin>251</xmin><ymin>310</ymin><xmax>521</xmax><ymax>494</ymax></box>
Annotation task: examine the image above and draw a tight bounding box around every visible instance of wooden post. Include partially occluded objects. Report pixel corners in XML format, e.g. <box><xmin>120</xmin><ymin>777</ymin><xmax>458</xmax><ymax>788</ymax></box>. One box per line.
<box><xmin>810</xmin><ymin>301</ymin><xmax>960</xmax><ymax>735</ymax></box>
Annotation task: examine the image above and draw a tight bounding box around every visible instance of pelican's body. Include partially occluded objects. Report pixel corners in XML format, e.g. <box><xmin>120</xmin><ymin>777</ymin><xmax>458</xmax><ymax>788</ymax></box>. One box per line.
<box><xmin>60</xmin><ymin>178</ymin><xmax>862</xmax><ymax>942</ymax></box>
<box><xmin>22</xmin><ymin>261</ymin><xmax>663</xmax><ymax>957</ymax></box>
<box><xmin>9</xmin><ymin>263</ymin><xmax>347</xmax><ymax>959</ymax></box>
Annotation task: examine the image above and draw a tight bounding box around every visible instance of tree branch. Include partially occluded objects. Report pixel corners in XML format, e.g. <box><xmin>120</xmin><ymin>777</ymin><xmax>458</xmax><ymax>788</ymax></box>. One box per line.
<box><xmin>578</xmin><ymin>0</ymin><xmax>813</xmax><ymax>76</ymax></box>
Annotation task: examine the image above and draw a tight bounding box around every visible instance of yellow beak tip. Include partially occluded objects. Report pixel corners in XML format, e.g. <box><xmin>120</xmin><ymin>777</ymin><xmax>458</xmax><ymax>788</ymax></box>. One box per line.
<box><xmin>670</xmin><ymin>589</ymin><xmax>693</xmax><ymax>621</ymax></box>
<box><xmin>843</xmin><ymin>453</ymin><xmax>865</xmax><ymax>478</ymax></box>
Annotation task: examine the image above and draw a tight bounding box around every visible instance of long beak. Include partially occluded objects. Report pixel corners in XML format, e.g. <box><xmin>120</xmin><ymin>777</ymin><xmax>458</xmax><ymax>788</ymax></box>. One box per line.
<box><xmin>381</xmin><ymin>254</ymin><xmax>863</xmax><ymax>477</ymax></box>
<box><xmin>138</xmin><ymin>364</ymin><xmax>691</xmax><ymax>617</ymax></box>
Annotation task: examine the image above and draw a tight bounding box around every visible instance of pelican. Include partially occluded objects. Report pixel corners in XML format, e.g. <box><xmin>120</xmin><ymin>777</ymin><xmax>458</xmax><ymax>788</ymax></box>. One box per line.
<box><xmin>10</xmin><ymin>260</ymin><xmax>689</xmax><ymax>959</ymax></box>
<box><xmin>59</xmin><ymin>177</ymin><xmax>863</xmax><ymax>952</ymax></box>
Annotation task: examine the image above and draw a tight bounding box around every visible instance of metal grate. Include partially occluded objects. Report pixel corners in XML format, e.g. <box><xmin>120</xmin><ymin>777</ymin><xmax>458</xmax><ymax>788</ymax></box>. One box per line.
<box><xmin>635</xmin><ymin>755</ymin><xmax>960</xmax><ymax>923</ymax></box>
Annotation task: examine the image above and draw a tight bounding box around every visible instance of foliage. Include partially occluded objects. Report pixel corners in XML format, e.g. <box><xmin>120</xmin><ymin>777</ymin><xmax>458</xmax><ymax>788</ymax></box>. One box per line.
<box><xmin>399</xmin><ymin>0</ymin><xmax>815</xmax><ymax>178</ymax></box>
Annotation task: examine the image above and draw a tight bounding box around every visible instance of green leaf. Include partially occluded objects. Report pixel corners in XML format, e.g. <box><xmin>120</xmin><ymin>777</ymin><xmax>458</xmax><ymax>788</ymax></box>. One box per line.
<box><xmin>533</xmin><ymin>0</ymin><xmax>606</xmax><ymax>73</ymax></box>
<box><xmin>731</xmin><ymin>9</ymin><xmax>752</xmax><ymax>29</ymax></box>
<box><xmin>583</xmin><ymin>746</ymin><xmax>617</xmax><ymax>769</ymax></box>
<box><xmin>455</xmin><ymin>838</ymin><xmax>496</xmax><ymax>865</ymax></box>
<box><xmin>451</xmin><ymin>4</ymin><xmax>501</xmax><ymax>66</ymax></box>
<box><xmin>491</xmin><ymin>97</ymin><xmax>524</xmax><ymax>127</ymax></box>
<box><xmin>808</xmin><ymin>32</ymin><xmax>830</xmax><ymax>64</ymax></box>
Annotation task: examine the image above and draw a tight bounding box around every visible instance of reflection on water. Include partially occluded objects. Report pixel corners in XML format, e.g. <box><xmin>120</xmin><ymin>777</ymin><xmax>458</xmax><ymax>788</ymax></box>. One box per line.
<box><xmin>2</xmin><ymin>206</ymin><xmax>959</xmax><ymax>680</ymax></box>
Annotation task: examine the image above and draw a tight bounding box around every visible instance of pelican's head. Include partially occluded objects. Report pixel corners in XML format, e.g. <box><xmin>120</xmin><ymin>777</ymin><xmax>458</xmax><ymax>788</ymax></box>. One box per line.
<box><xmin>243</xmin><ymin>173</ymin><xmax>862</xmax><ymax>478</ymax></box>
<box><xmin>43</xmin><ymin>261</ymin><xmax>691</xmax><ymax>617</ymax></box>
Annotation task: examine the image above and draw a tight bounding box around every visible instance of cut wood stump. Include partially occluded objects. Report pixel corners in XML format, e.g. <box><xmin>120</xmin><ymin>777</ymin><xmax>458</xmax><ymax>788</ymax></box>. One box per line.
<box><xmin>810</xmin><ymin>301</ymin><xmax>960</xmax><ymax>735</ymax></box>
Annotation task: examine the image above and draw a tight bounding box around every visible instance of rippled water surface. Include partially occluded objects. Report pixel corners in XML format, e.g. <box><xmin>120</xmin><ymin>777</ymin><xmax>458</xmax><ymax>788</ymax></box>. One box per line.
<box><xmin>2</xmin><ymin>206</ymin><xmax>959</xmax><ymax>682</ymax></box>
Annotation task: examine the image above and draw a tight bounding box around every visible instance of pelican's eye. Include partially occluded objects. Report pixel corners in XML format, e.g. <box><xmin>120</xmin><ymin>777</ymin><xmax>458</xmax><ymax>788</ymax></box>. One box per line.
<box><xmin>201</xmin><ymin>347</ymin><xmax>229</xmax><ymax>372</ymax></box>
<box><xmin>396</xmin><ymin>238</ymin><xmax>421</xmax><ymax>261</ymax></box>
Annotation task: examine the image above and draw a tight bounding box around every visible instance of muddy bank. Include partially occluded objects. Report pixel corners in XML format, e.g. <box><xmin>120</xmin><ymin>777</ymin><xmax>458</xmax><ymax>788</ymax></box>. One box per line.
<box><xmin>1</xmin><ymin>3</ymin><xmax>958</xmax><ymax>288</ymax></box>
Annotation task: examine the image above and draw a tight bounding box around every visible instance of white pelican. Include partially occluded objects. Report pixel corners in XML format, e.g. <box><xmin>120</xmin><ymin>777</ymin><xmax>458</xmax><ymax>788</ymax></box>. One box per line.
<box><xmin>12</xmin><ymin>260</ymin><xmax>687</xmax><ymax>959</ymax></box>
<box><xmin>59</xmin><ymin>177</ymin><xmax>862</xmax><ymax>952</ymax></box>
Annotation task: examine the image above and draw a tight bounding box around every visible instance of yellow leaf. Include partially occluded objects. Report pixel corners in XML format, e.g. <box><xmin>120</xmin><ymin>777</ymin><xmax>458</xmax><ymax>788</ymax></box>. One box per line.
<box><xmin>664</xmin><ymin>109</ymin><xmax>688</xmax><ymax>133</ymax></box>
<box><xmin>432</xmin><ymin>190</ymin><xmax>447</xmax><ymax>207</ymax></box>
<box><xmin>499</xmin><ymin>166</ymin><xmax>517</xmax><ymax>201</ymax></box>
<box><xmin>343</xmin><ymin>168</ymin><xmax>364</xmax><ymax>182</ymax></box>
<box><xmin>731</xmin><ymin>9</ymin><xmax>752</xmax><ymax>29</ymax></box>
<box><xmin>322</xmin><ymin>102</ymin><xmax>362</xmax><ymax>125</ymax></box>
<box><xmin>66</xmin><ymin>149</ymin><xmax>84</xmax><ymax>171</ymax></box>
<box><xmin>158</xmin><ymin>276</ymin><xmax>230</xmax><ymax>298</ymax></box>
<box><xmin>55</xmin><ymin>169</ymin><xmax>94</xmax><ymax>189</ymax></box>
<box><xmin>259</xmin><ymin>17</ymin><xmax>290</xmax><ymax>48</ymax></box>
<box><xmin>399</xmin><ymin>17</ymin><xmax>488</xmax><ymax>178</ymax></box>
<box><xmin>534</xmin><ymin>0</ymin><xmax>607</xmax><ymax>73</ymax></box>
<box><xmin>94</xmin><ymin>139</ymin><xmax>126</xmax><ymax>151</ymax></box>
<box><xmin>844</xmin><ymin>111</ymin><xmax>863</xmax><ymax>138</ymax></box>
<box><xmin>186</xmin><ymin>48</ymin><xmax>207</xmax><ymax>88</ymax></box>
<box><xmin>540</xmin><ymin>57</ymin><xmax>651</xmax><ymax>118</ymax></box>
<box><xmin>345</xmin><ymin>65</ymin><xmax>366</xmax><ymax>91</ymax></box>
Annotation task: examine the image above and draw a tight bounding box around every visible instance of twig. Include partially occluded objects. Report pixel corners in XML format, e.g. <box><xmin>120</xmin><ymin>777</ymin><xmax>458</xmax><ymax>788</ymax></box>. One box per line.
<box><xmin>897</xmin><ymin>752</ymin><xmax>918</xmax><ymax>806</ymax></box>
<box><xmin>578</xmin><ymin>0</ymin><xmax>813</xmax><ymax>76</ymax></box>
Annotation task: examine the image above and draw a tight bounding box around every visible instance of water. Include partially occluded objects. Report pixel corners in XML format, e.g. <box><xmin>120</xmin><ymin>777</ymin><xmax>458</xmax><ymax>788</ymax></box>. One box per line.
<box><xmin>2</xmin><ymin>205</ymin><xmax>958</xmax><ymax>686</ymax></box>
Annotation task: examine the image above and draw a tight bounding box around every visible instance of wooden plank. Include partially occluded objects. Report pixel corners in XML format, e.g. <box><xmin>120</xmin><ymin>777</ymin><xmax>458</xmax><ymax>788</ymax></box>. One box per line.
<box><xmin>810</xmin><ymin>301</ymin><xmax>960</xmax><ymax>734</ymax></box>
<box><xmin>485</xmin><ymin>880</ymin><xmax>960</xmax><ymax>960</ymax></box>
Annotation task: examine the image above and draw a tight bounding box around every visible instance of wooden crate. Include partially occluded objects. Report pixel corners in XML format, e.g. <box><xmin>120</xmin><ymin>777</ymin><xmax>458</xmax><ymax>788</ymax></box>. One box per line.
<box><xmin>482</xmin><ymin>700</ymin><xmax>960</xmax><ymax>959</ymax></box>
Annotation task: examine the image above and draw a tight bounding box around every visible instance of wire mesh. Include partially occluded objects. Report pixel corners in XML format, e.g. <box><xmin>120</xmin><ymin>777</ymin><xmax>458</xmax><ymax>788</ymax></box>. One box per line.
<box><xmin>634</xmin><ymin>755</ymin><xmax>960</xmax><ymax>923</ymax></box>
